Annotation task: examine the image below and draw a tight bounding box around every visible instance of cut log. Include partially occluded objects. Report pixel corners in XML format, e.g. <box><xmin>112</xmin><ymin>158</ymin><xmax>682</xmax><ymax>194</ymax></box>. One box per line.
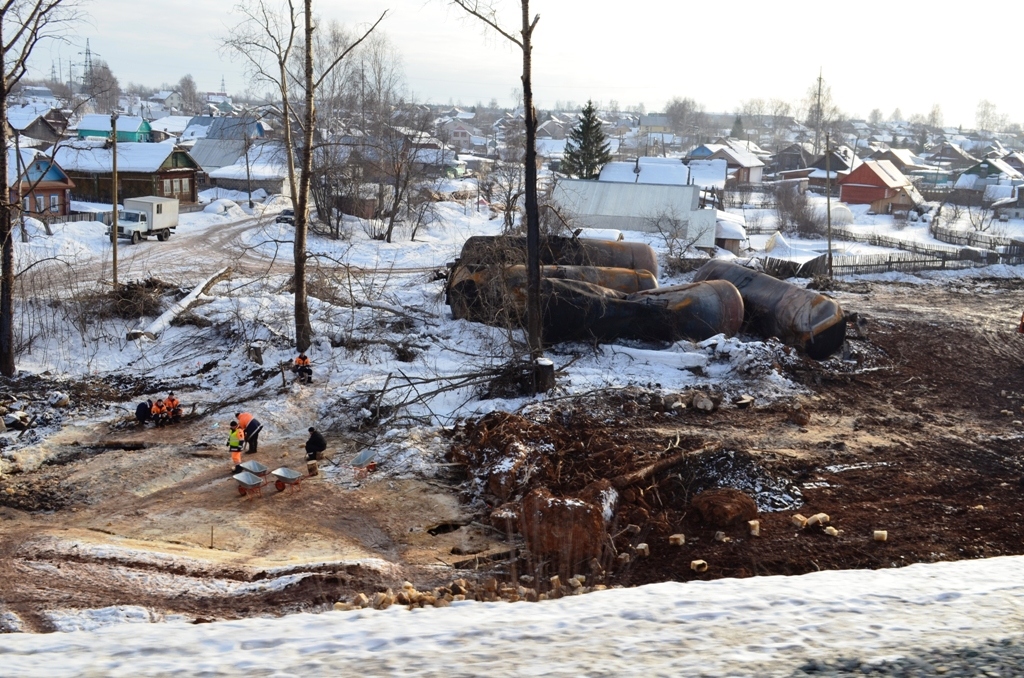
<box><xmin>127</xmin><ymin>267</ymin><xmax>232</xmax><ymax>341</ymax></box>
<box><xmin>609</xmin><ymin>442</ymin><xmax>721</xmax><ymax>490</ymax></box>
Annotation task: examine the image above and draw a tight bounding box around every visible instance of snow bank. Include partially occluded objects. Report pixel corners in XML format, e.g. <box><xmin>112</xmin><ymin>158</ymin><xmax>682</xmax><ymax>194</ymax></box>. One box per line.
<box><xmin>5</xmin><ymin>556</ymin><xmax>1024</xmax><ymax>676</ymax></box>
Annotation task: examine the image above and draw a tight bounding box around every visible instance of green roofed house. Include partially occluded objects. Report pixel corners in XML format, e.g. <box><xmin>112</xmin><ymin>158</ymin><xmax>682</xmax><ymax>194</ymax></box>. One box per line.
<box><xmin>76</xmin><ymin>114</ymin><xmax>152</xmax><ymax>142</ymax></box>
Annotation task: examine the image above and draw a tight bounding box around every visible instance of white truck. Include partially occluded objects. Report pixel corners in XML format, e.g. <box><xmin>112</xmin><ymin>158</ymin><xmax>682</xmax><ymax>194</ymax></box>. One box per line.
<box><xmin>113</xmin><ymin>196</ymin><xmax>179</xmax><ymax>244</ymax></box>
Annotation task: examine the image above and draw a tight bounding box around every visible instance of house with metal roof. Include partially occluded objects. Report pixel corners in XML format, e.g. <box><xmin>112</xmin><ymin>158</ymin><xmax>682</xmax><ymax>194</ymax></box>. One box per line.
<box><xmin>838</xmin><ymin>159</ymin><xmax>922</xmax><ymax>213</ymax></box>
<box><xmin>76</xmin><ymin>114</ymin><xmax>152</xmax><ymax>142</ymax></box>
<box><xmin>551</xmin><ymin>178</ymin><xmax>716</xmax><ymax>249</ymax></box>
<box><xmin>7</xmin><ymin>147</ymin><xmax>76</xmax><ymax>217</ymax></box>
<box><xmin>54</xmin><ymin>139</ymin><xmax>198</xmax><ymax>203</ymax></box>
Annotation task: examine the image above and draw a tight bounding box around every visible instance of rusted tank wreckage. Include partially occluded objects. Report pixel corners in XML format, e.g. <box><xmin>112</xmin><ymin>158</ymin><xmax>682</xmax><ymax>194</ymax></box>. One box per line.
<box><xmin>444</xmin><ymin>236</ymin><xmax>846</xmax><ymax>359</ymax></box>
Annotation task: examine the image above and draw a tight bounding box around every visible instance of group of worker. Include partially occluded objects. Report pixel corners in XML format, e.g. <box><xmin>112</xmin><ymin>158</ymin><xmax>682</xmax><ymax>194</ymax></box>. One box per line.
<box><xmin>135</xmin><ymin>392</ymin><xmax>182</xmax><ymax>427</ymax></box>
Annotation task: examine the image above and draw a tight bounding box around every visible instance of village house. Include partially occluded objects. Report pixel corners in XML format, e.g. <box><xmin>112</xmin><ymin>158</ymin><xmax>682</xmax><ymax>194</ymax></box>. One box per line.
<box><xmin>706</xmin><ymin>145</ymin><xmax>764</xmax><ymax>184</ymax></box>
<box><xmin>76</xmin><ymin>114</ymin><xmax>152</xmax><ymax>143</ymax></box>
<box><xmin>923</xmin><ymin>141</ymin><xmax>977</xmax><ymax>171</ymax></box>
<box><xmin>150</xmin><ymin>90</ymin><xmax>184</xmax><ymax>112</ymax></box>
<box><xmin>55</xmin><ymin>139</ymin><xmax>199</xmax><ymax>203</ymax></box>
<box><xmin>207</xmin><ymin>141</ymin><xmax>291</xmax><ymax>196</ymax></box>
<box><xmin>7</xmin><ymin>147</ymin><xmax>75</xmax><ymax>218</ymax></box>
<box><xmin>6</xmin><ymin>103</ymin><xmax>66</xmax><ymax>146</ymax></box>
<box><xmin>837</xmin><ymin>159</ymin><xmax>923</xmax><ymax>214</ymax></box>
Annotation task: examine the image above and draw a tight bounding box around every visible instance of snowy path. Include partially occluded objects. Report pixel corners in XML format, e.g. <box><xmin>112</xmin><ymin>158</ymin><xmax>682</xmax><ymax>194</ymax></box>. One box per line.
<box><xmin>5</xmin><ymin>556</ymin><xmax>1024</xmax><ymax>676</ymax></box>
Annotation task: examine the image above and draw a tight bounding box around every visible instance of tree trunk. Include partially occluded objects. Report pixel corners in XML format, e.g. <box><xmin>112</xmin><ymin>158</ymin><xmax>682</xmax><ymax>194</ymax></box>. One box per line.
<box><xmin>0</xmin><ymin>30</ymin><xmax>15</xmax><ymax>378</ymax></box>
<box><xmin>520</xmin><ymin>0</ymin><xmax>541</xmax><ymax>361</ymax></box>
<box><xmin>293</xmin><ymin>0</ymin><xmax>315</xmax><ymax>352</ymax></box>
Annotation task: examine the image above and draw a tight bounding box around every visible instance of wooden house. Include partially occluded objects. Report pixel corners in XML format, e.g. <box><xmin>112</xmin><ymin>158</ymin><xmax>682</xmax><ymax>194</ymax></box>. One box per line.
<box><xmin>838</xmin><ymin>159</ymin><xmax>922</xmax><ymax>213</ymax></box>
<box><xmin>7</xmin><ymin>148</ymin><xmax>75</xmax><ymax>217</ymax></box>
<box><xmin>6</xmin><ymin>103</ymin><xmax>65</xmax><ymax>146</ymax></box>
<box><xmin>76</xmin><ymin>114</ymin><xmax>152</xmax><ymax>143</ymax></box>
<box><xmin>923</xmin><ymin>141</ymin><xmax>977</xmax><ymax>170</ymax></box>
<box><xmin>54</xmin><ymin>140</ymin><xmax>198</xmax><ymax>203</ymax></box>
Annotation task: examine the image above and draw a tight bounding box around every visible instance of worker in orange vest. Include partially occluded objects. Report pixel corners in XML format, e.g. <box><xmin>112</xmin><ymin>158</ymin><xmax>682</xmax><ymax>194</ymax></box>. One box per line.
<box><xmin>227</xmin><ymin>421</ymin><xmax>245</xmax><ymax>471</ymax></box>
<box><xmin>151</xmin><ymin>399</ymin><xmax>168</xmax><ymax>427</ymax></box>
<box><xmin>235</xmin><ymin>411</ymin><xmax>264</xmax><ymax>455</ymax></box>
<box><xmin>165</xmin><ymin>392</ymin><xmax>182</xmax><ymax>423</ymax></box>
<box><xmin>293</xmin><ymin>353</ymin><xmax>312</xmax><ymax>384</ymax></box>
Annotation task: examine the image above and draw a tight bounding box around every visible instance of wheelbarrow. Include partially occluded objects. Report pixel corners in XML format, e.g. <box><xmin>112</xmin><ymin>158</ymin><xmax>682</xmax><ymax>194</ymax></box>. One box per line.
<box><xmin>239</xmin><ymin>460</ymin><xmax>269</xmax><ymax>479</ymax></box>
<box><xmin>271</xmin><ymin>467</ymin><xmax>304</xmax><ymax>493</ymax></box>
<box><xmin>233</xmin><ymin>470</ymin><xmax>265</xmax><ymax>499</ymax></box>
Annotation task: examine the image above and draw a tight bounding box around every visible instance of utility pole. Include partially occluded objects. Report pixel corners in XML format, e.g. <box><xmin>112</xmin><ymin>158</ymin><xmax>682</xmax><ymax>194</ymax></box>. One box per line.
<box><xmin>110</xmin><ymin>113</ymin><xmax>119</xmax><ymax>291</ymax></box>
<box><xmin>825</xmin><ymin>132</ymin><xmax>833</xmax><ymax>279</ymax></box>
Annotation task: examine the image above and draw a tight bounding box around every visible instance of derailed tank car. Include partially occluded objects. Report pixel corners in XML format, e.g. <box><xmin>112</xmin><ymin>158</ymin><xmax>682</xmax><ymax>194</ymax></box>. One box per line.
<box><xmin>693</xmin><ymin>260</ymin><xmax>846</xmax><ymax>359</ymax></box>
<box><xmin>445</xmin><ymin>236</ymin><xmax>744</xmax><ymax>344</ymax></box>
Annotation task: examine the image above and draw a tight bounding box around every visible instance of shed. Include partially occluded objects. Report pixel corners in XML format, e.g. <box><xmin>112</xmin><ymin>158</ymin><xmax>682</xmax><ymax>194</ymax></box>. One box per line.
<box><xmin>551</xmin><ymin>178</ymin><xmax>717</xmax><ymax>249</ymax></box>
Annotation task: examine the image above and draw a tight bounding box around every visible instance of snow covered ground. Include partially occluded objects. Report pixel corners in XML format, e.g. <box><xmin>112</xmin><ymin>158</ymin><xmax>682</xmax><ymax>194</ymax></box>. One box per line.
<box><xmin>5</xmin><ymin>556</ymin><xmax>1024</xmax><ymax>676</ymax></box>
<box><xmin>6</xmin><ymin>191</ymin><xmax>1024</xmax><ymax>673</ymax></box>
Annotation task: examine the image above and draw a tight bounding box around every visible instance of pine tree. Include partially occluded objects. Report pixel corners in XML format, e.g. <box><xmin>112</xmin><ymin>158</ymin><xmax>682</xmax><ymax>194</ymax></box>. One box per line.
<box><xmin>731</xmin><ymin>115</ymin><xmax>744</xmax><ymax>138</ymax></box>
<box><xmin>561</xmin><ymin>100</ymin><xmax>612</xmax><ymax>179</ymax></box>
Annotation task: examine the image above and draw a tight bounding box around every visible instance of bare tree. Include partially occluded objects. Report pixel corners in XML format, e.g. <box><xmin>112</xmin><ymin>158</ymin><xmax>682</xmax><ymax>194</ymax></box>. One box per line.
<box><xmin>83</xmin><ymin>60</ymin><xmax>118</xmax><ymax>113</ymax></box>
<box><xmin>0</xmin><ymin>0</ymin><xmax>80</xmax><ymax>376</ymax></box>
<box><xmin>178</xmin><ymin>74</ymin><xmax>200</xmax><ymax>114</ymax></box>
<box><xmin>226</xmin><ymin>0</ymin><xmax>384</xmax><ymax>351</ymax></box>
<box><xmin>487</xmin><ymin>118</ymin><xmax>525</xmax><ymax>233</ymax></box>
<box><xmin>450</xmin><ymin>0</ymin><xmax>543</xmax><ymax>361</ymax></box>
<box><xmin>804</xmin><ymin>71</ymin><xmax>841</xmax><ymax>155</ymax></box>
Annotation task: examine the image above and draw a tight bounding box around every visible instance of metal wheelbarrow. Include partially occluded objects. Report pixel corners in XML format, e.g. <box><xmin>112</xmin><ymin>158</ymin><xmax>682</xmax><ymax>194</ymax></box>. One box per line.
<box><xmin>239</xmin><ymin>460</ymin><xmax>269</xmax><ymax>480</ymax></box>
<box><xmin>233</xmin><ymin>470</ymin><xmax>265</xmax><ymax>499</ymax></box>
<box><xmin>271</xmin><ymin>467</ymin><xmax>304</xmax><ymax>493</ymax></box>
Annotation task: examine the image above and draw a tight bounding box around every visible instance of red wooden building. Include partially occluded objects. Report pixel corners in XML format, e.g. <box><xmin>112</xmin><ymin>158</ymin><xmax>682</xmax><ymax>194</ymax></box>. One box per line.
<box><xmin>838</xmin><ymin>160</ymin><xmax>922</xmax><ymax>213</ymax></box>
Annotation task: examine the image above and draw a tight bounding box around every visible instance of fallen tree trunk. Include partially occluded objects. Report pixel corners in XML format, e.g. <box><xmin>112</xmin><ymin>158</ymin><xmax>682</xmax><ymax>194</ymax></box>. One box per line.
<box><xmin>609</xmin><ymin>442</ymin><xmax>722</xmax><ymax>490</ymax></box>
<box><xmin>127</xmin><ymin>267</ymin><xmax>232</xmax><ymax>341</ymax></box>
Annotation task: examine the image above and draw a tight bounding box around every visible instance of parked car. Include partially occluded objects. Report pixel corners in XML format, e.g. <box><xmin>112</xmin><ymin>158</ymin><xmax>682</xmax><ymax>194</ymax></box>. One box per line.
<box><xmin>275</xmin><ymin>209</ymin><xmax>294</xmax><ymax>224</ymax></box>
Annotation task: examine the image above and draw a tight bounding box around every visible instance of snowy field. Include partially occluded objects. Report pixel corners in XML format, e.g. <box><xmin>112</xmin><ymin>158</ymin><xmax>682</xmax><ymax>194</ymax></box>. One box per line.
<box><xmin>4</xmin><ymin>556</ymin><xmax>1024</xmax><ymax>676</ymax></box>
<box><xmin>6</xmin><ymin>191</ymin><xmax>1024</xmax><ymax>673</ymax></box>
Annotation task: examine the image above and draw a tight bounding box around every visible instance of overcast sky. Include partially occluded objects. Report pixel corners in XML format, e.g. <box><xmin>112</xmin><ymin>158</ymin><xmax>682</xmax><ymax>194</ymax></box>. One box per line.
<box><xmin>35</xmin><ymin>0</ymin><xmax>1022</xmax><ymax>130</ymax></box>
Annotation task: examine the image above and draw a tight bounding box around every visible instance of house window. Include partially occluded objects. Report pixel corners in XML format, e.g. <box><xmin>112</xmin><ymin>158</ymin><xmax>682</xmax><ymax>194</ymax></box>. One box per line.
<box><xmin>163</xmin><ymin>179</ymin><xmax>172</xmax><ymax>195</ymax></box>
<box><xmin>172</xmin><ymin>179</ymin><xmax>181</xmax><ymax>194</ymax></box>
<box><xmin>22</xmin><ymin>196</ymin><xmax>30</xmax><ymax>211</ymax></box>
<box><xmin>50</xmin><ymin>195</ymin><xmax>59</xmax><ymax>213</ymax></box>
<box><xmin>35</xmin><ymin>195</ymin><xmax>44</xmax><ymax>213</ymax></box>
<box><xmin>182</xmin><ymin>177</ymin><xmax>190</xmax><ymax>195</ymax></box>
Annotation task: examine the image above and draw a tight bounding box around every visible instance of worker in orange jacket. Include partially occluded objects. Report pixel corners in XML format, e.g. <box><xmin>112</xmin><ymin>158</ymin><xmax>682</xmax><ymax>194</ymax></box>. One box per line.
<box><xmin>235</xmin><ymin>412</ymin><xmax>264</xmax><ymax>455</ymax></box>
<box><xmin>293</xmin><ymin>353</ymin><xmax>312</xmax><ymax>384</ymax></box>
<box><xmin>151</xmin><ymin>399</ymin><xmax>168</xmax><ymax>427</ymax></box>
<box><xmin>165</xmin><ymin>392</ymin><xmax>182</xmax><ymax>423</ymax></box>
<box><xmin>227</xmin><ymin>421</ymin><xmax>245</xmax><ymax>471</ymax></box>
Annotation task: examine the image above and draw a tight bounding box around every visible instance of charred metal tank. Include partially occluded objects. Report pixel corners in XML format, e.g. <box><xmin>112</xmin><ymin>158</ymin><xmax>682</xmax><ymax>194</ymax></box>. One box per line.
<box><xmin>448</xmin><ymin>264</ymin><xmax>658</xmax><ymax>321</ymax></box>
<box><xmin>452</xmin><ymin>266</ymin><xmax>743</xmax><ymax>344</ymax></box>
<box><xmin>692</xmin><ymin>260</ymin><xmax>846</xmax><ymax>359</ymax></box>
<box><xmin>454</xmin><ymin>235</ymin><xmax>659</xmax><ymax>280</ymax></box>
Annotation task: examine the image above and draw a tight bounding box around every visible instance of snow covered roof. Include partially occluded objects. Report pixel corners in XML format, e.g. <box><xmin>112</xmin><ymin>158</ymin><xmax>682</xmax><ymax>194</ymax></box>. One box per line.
<box><xmin>984</xmin><ymin>184</ymin><xmax>1015</xmax><ymax>202</ymax></box>
<box><xmin>149</xmin><ymin>116</ymin><xmax>194</xmax><ymax>135</ymax></box>
<box><xmin>715</xmin><ymin>210</ymin><xmax>747</xmax><ymax>240</ymax></box>
<box><xmin>599</xmin><ymin>158</ymin><xmax>691</xmax><ymax>185</ymax></box>
<box><xmin>6</xmin><ymin>147</ymin><xmax>40</xmax><ymax>187</ymax></box>
<box><xmin>188</xmin><ymin>139</ymin><xmax>247</xmax><ymax>171</ymax></box>
<box><xmin>686</xmin><ymin>159</ymin><xmax>728</xmax><ymax>190</ymax></box>
<box><xmin>77</xmin><ymin>114</ymin><xmax>147</xmax><ymax>134</ymax></box>
<box><xmin>208</xmin><ymin>142</ymin><xmax>289</xmax><ymax>181</ymax></box>
<box><xmin>847</xmin><ymin>160</ymin><xmax>910</xmax><ymax>189</ymax></box>
<box><xmin>54</xmin><ymin>139</ymin><xmax>179</xmax><ymax>173</ymax></box>
<box><xmin>535</xmin><ymin>138</ymin><xmax>567</xmax><ymax>158</ymax></box>
<box><xmin>708</xmin><ymin>145</ymin><xmax>765</xmax><ymax>168</ymax></box>
<box><xmin>7</xmin><ymin>103</ymin><xmax>53</xmax><ymax>131</ymax></box>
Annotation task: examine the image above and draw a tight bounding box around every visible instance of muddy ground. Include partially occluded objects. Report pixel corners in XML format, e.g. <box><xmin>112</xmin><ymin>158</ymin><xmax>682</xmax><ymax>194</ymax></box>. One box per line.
<box><xmin>3</xmin><ymin>276</ymin><xmax>1024</xmax><ymax>629</ymax></box>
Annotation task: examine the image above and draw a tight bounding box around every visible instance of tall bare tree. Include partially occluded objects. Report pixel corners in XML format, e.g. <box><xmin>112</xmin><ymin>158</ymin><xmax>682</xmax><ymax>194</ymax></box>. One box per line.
<box><xmin>450</xmin><ymin>0</ymin><xmax>542</xmax><ymax>360</ymax></box>
<box><xmin>0</xmin><ymin>0</ymin><xmax>80</xmax><ymax>377</ymax></box>
<box><xmin>804</xmin><ymin>70</ymin><xmax>840</xmax><ymax>155</ymax></box>
<box><xmin>227</xmin><ymin>0</ymin><xmax>384</xmax><ymax>352</ymax></box>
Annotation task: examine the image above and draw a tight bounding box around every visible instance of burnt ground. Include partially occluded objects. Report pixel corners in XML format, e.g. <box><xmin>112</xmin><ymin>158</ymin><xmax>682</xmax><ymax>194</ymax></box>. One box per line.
<box><xmin>447</xmin><ymin>277</ymin><xmax>1024</xmax><ymax>590</ymax></box>
<box><xmin>3</xmin><ymin>276</ymin><xmax>1024</xmax><ymax>625</ymax></box>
